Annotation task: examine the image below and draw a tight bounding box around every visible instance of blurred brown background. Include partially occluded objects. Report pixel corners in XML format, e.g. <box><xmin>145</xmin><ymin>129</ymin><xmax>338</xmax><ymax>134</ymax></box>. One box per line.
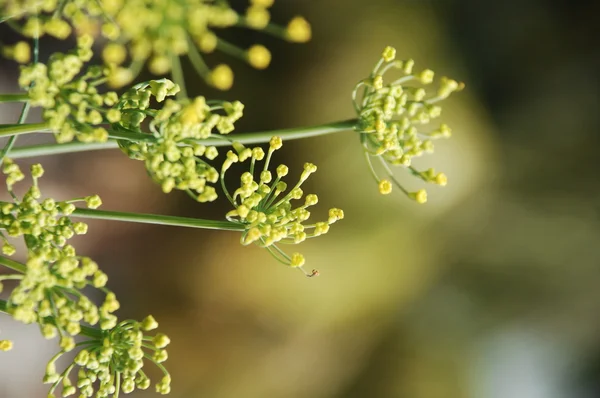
<box><xmin>1</xmin><ymin>0</ymin><xmax>600</xmax><ymax>397</ymax></box>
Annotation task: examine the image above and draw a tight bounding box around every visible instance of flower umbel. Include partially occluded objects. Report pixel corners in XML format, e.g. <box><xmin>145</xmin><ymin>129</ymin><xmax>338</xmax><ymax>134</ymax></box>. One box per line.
<box><xmin>116</xmin><ymin>79</ymin><xmax>244</xmax><ymax>202</ymax></box>
<box><xmin>352</xmin><ymin>46</ymin><xmax>464</xmax><ymax>203</ymax></box>
<box><xmin>222</xmin><ymin>137</ymin><xmax>343</xmax><ymax>275</ymax></box>
<box><xmin>18</xmin><ymin>36</ymin><xmax>119</xmax><ymax>143</ymax></box>
<box><xmin>0</xmin><ymin>160</ymin><xmax>119</xmax><ymax>336</ymax></box>
<box><xmin>43</xmin><ymin>316</ymin><xmax>171</xmax><ymax>397</ymax></box>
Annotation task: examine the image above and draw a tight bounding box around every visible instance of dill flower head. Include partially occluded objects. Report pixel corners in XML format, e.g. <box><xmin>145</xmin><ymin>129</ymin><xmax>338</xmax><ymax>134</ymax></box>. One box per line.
<box><xmin>0</xmin><ymin>160</ymin><xmax>119</xmax><ymax>336</ymax></box>
<box><xmin>221</xmin><ymin>137</ymin><xmax>343</xmax><ymax>276</ymax></box>
<box><xmin>18</xmin><ymin>36</ymin><xmax>122</xmax><ymax>143</ymax></box>
<box><xmin>352</xmin><ymin>46</ymin><xmax>464</xmax><ymax>203</ymax></box>
<box><xmin>3</xmin><ymin>1</ymin><xmax>311</xmax><ymax>89</ymax></box>
<box><xmin>43</xmin><ymin>316</ymin><xmax>171</xmax><ymax>397</ymax></box>
<box><xmin>0</xmin><ymin>0</ymin><xmax>94</xmax><ymax>39</ymax></box>
<box><xmin>99</xmin><ymin>0</ymin><xmax>311</xmax><ymax>89</ymax></box>
<box><xmin>116</xmin><ymin>79</ymin><xmax>244</xmax><ymax>202</ymax></box>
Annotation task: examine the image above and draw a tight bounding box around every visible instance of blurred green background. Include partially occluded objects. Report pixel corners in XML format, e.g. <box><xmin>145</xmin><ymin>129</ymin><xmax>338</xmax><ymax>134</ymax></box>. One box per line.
<box><xmin>1</xmin><ymin>0</ymin><xmax>600</xmax><ymax>397</ymax></box>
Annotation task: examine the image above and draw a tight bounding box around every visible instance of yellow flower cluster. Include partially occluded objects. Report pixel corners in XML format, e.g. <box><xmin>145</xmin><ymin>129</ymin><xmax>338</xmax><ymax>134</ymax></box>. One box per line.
<box><xmin>353</xmin><ymin>46</ymin><xmax>464</xmax><ymax>203</ymax></box>
<box><xmin>2</xmin><ymin>0</ymin><xmax>311</xmax><ymax>89</ymax></box>
<box><xmin>0</xmin><ymin>160</ymin><xmax>120</xmax><ymax>339</ymax></box>
<box><xmin>116</xmin><ymin>79</ymin><xmax>243</xmax><ymax>201</ymax></box>
<box><xmin>44</xmin><ymin>317</ymin><xmax>171</xmax><ymax>397</ymax></box>
<box><xmin>222</xmin><ymin>137</ymin><xmax>343</xmax><ymax>275</ymax></box>
<box><xmin>0</xmin><ymin>0</ymin><xmax>85</xmax><ymax>39</ymax></box>
<box><xmin>18</xmin><ymin>36</ymin><xmax>122</xmax><ymax>143</ymax></box>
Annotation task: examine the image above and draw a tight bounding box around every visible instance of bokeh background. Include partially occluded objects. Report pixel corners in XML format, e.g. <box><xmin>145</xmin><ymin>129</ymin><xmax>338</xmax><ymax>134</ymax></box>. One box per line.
<box><xmin>1</xmin><ymin>0</ymin><xmax>600</xmax><ymax>397</ymax></box>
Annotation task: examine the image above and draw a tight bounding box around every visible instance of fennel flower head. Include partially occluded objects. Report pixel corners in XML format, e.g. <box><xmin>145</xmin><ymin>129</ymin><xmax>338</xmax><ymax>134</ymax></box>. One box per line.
<box><xmin>353</xmin><ymin>46</ymin><xmax>464</xmax><ymax>203</ymax></box>
<box><xmin>221</xmin><ymin>137</ymin><xmax>343</xmax><ymax>276</ymax></box>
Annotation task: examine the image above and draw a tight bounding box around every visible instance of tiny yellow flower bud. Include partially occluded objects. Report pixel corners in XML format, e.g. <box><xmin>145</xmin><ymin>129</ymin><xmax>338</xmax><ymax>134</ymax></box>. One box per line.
<box><xmin>44</xmin><ymin>18</ymin><xmax>72</xmax><ymax>39</ymax></box>
<box><xmin>210</xmin><ymin>64</ymin><xmax>234</xmax><ymax>90</ymax></box>
<box><xmin>409</xmin><ymin>189</ymin><xmax>427</xmax><ymax>204</ymax></box>
<box><xmin>100</xmin><ymin>21</ymin><xmax>120</xmax><ymax>39</ymax></box>
<box><xmin>107</xmin><ymin>67</ymin><xmax>133</xmax><ymax>88</ymax></box>
<box><xmin>60</xmin><ymin>336</ymin><xmax>75</xmax><ymax>352</ymax></box>
<box><xmin>5</xmin><ymin>41</ymin><xmax>31</xmax><ymax>63</ymax></box>
<box><xmin>252</xmin><ymin>147</ymin><xmax>265</xmax><ymax>160</ymax></box>
<box><xmin>205</xmin><ymin>146</ymin><xmax>219</xmax><ymax>160</ymax></box>
<box><xmin>402</xmin><ymin>59</ymin><xmax>415</xmax><ymax>74</ymax></box>
<box><xmin>153</xmin><ymin>333</ymin><xmax>171</xmax><ymax>349</ymax></box>
<box><xmin>260</xmin><ymin>170</ymin><xmax>272</xmax><ymax>183</ymax></box>
<box><xmin>73</xmin><ymin>222</ymin><xmax>88</xmax><ymax>235</ymax></box>
<box><xmin>247</xmin><ymin>44</ymin><xmax>271</xmax><ymax>69</ymax></box>
<box><xmin>93</xmin><ymin>271</ymin><xmax>108</xmax><ymax>288</ymax></box>
<box><xmin>304</xmin><ymin>194</ymin><xmax>318</xmax><ymax>206</ymax></box>
<box><xmin>276</xmin><ymin>164</ymin><xmax>288</xmax><ymax>177</ymax></box>
<box><xmin>0</xmin><ymin>340</ymin><xmax>13</xmax><ymax>351</ymax></box>
<box><xmin>85</xmin><ymin>195</ymin><xmax>102</xmax><ymax>209</ymax></box>
<box><xmin>373</xmin><ymin>75</ymin><xmax>383</xmax><ymax>90</ymax></box>
<box><xmin>106</xmin><ymin>109</ymin><xmax>121</xmax><ymax>123</ymax></box>
<box><xmin>286</xmin><ymin>16</ymin><xmax>311</xmax><ymax>43</ymax></box>
<box><xmin>30</xmin><ymin>163</ymin><xmax>44</xmax><ymax>178</ymax></box>
<box><xmin>435</xmin><ymin>173</ymin><xmax>447</xmax><ymax>186</ymax></box>
<box><xmin>378</xmin><ymin>179</ymin><xmax>392</xmax><ymax>194</ymax></box>
<box><xmin>419</xmin><ymin>69</ymin><xmax>435</xmax><ymax>84</ymax></box>
<box><xmin>102</xmin><ymin>43</ymin><xmax>127</xmax><ymax>65</ymax></box>
<box><xmin>382</xmin><ymin>46</ymin><xmax>396</xmax><ymax>62</ymax></box>
<box><xmin>269</xmin><ymin>136</ymin><xmax>282</xmax><ymax>150</ymax></box>
<box><xmin>246</xmin><ymin>5</ymin><xmax>270</xmax><ymax>29</ymax></box>
<box><xmin>196</xmin><ymin>32</ymin><xmax>217</xmax><ymax>53</ymax></box>
<box><xmin>148</xmin><ymin>55</ymin><xmax>171</xmax><ymax>75</ymax></box>
<box><xmin>290</xmin><ymin>252</ymin><xmax>305</xmax><ymax>267</ymax></box>
<box><xmin>2</xmin><ymin>243</ymin><xmax>16</xmax><ymax>256</ymax></box>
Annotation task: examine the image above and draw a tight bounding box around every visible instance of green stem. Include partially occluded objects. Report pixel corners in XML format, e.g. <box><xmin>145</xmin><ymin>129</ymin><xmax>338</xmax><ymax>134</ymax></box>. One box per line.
<box><xmin>0</xmin><ymin>100</ymin><xmax>32</xmax><ymax>163</ymax></box>
<box><xmin>6</xmin><ymin>119</ymin><xmax>358</xmax><ymax>159</ymax></box>
<box><xmin>71</xmin><ymin>208</ymin><xmax>245</xmax><ymax>231</ymax></box>
<box><xmin>170</xmin><ymin>55</ymin><xmax>187</xmax><ymax>99</ymax></box>
<box><xmin>0</xmin><ymin>255</ymin><xmax>27</xmax><ymax>273</ymax></box>
<box><xmin>0</xmin><ymin>94</ymin><xmax>29</xmax><ymax>103</ymax></box>
<box><xmin>8</xmin><ymin>140</ymin><xmax>121</xmax><ymax>158</ymax></box>
<box><xmin>0</xmin><ymin>122</ymin><xmax>49</xmax><ymax>137</ymax></box>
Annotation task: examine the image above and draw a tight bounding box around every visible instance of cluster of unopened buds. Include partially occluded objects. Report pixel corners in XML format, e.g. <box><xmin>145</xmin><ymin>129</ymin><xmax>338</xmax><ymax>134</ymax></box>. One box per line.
<box><xmin>222</xmin><ymin>137</ymin><xmax>344</xmax><ymax>276</ymax></box>
<box><xmin>0</xmin><ymin>159</ymin><xmax>171</xmax><ymax>396</ymax></box>
<box><xmin>116</xmin><ymin>79</ymin><xmax>244</xmax><ymax>201</ymax></box>
<box><xmin>1</xmin><ymin>0</ymin><xmax>311</xmax><ymax>89</ymax></box>
<box><xmin>353</xmin><ymin>46</ymin><xmax>464</xmax><ymax>203</ymax></box>
<box><xmin>44</xmin><ymin>317</ymin><xmax>171</xmax><ymax>397</ymax></box>
<box><xmin>18</xmin><ymin>35</ymin><xmax>119</xmax><ymax>143</ymax></box>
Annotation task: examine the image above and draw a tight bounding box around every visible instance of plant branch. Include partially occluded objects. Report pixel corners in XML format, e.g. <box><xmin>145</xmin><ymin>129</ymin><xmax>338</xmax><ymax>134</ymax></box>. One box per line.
<box><xmin>0</xmin><ymin>94</ymin><xmax>29</xmax><ymax>103</ymax></box>
<box><xmin>0</xmin><ymin>122</ymin><xmax>49</xmax><ymax>137</ymax></box>
<box><xmin>71</xmin><ymin>208</ymin><xmax>246</xmax><ymax>231</ymax></box>
<box><xmin>6</xmin><ymin>119</ymin><xmax>358</xmax><ymax>159</ymax></box>
<box><xmin>0</xmin><ymin>256</ymin><xmax>27</xmax><ymax>273</ymax></box>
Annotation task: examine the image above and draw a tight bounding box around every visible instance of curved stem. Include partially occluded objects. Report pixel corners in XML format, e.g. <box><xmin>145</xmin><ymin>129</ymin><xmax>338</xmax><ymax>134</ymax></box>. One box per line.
<box><xmin>71</xmin><ymin>208</ymin><xmax>245</xmax><ymax>231</ymax></box>
<box><xmin>6</xmin><ymin>119</ymin><xmax>359</xmax><ymax>159</ymax></box>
